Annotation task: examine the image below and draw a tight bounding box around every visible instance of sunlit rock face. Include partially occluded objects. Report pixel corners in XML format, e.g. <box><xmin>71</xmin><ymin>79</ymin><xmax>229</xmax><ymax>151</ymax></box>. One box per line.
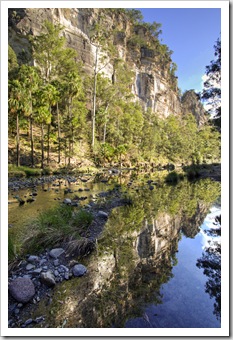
<box><xmin>181</xmin><ymin>90</ymin><xmax>207</xmax><ymax>126</ymax></box>
<box><xmin>8</xmin><ymin>8</ymin><xmax>183</xmax><ymax>118</ymax></box>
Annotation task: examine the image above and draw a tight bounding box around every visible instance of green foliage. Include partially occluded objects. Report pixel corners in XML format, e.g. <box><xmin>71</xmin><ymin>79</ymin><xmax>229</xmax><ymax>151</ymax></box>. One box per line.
<box><xmin>125</xmin><ymin>9</ymin><xmax>144</xmax><ymax>24</ymax></box>
<box><xmin>41</xmin><ymin>167</ymin><xmax>53</xmax><ymax>175</ymax></box>
<box><xmin>71</xmin><ymin>209</ymin><xmax>93</xmax><ymax>230</ymax></box>
<box><xmin>8</xmin><ymin>165</ymin><xmax>42</xmax><ymax>177</ymax></box>
<box><xmin>8</xmin><ymin>45</ymin><xmax>18</xmax><ymax>76</ymax></box>
<box><xmin>26</xmin><ymin>205</ymin><xmax>93</xmax><ymax>252</ymax></box>
<box><xmin>201</xmin><ymin>38</ymin><xmax>221</xmax><ymax>130</ymax></box>
<box><xmin>8</xmin><ymin>18</ymin><xmax>220</xmax><ymax>169</ymax></box>
<box><xmin>165</xmin><ymin>171</ymin><xmax>180</xmax><ymax>183</ymax></box>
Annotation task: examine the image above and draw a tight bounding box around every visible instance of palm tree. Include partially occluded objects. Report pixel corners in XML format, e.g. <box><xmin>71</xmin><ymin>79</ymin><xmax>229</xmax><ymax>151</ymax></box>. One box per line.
<box><xmin>34</xmin><ymin>87</ymin><xmax>52</xmax><ymax>169</ymax></box>
<box><xmin>8</xmin><ymin>79</ymin><xmax>27</xmax><ymax>166</ymax></box>
<box><xmin>43</xmin><ymin>84</ymin><xmax>59</xmax><ymax>165</ymax></box>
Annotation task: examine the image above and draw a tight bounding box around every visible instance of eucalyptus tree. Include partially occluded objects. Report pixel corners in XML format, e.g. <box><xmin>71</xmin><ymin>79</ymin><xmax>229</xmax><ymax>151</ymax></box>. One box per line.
<box><xmin>88</xmin><ymin>13</ymin><xmax>117</xmax><ymax>148</ymax></box>
<box><xmin>96</xmin><ymin>60</ymin><xmax>135</xmax><ymax>146</ymax></box>
<box><xmin>34</xmin><ymin>92</ymin><xmax>51</xmax><ymax>168</ymax></box>
<box><xmin>202</xmin><ymin>38</ymin><xmax>221</xmax><ymax>131</ymax></box>
<box><xmin>43</xmin><ymin>84</ymin><xmax>59</xmax><ymax>165</ymax></box>
<box><xmin>17</xmin><ymin>65</ymin><xmax>40</xmax><ymax>166</ymax></box>
<box><xmin>62</xmin><ymin>71</ymin><xmax>83</xmax><ymax>165</ymax></box>
<box><xmin>30</xmin><ymin>20</ymin><xmax>65</xmax><ymax>83</ymax></box>
<box><xmin>8</xmin><ymin>45</ymin><xmax>18</xmax><ymax>78</ymax></box>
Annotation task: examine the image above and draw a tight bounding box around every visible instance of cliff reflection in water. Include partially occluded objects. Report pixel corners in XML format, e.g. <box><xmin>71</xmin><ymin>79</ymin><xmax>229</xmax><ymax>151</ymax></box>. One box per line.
<box><xmin>47</xmin><ymin>179</ymin><xmax>220</xmax><ymax>328</ymax></box>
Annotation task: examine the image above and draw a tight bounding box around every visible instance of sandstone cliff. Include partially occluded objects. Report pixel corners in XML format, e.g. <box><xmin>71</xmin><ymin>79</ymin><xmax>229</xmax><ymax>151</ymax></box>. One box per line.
<box><xmin>8</xmin><ymin>8</ymin><xmax>205</xmax><ymax>122</ymax></box>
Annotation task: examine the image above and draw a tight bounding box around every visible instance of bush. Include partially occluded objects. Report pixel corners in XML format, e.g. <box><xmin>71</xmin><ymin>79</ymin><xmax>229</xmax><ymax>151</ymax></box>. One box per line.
<box><xmin>165</xmin><ymin>171</ymin><xmax>179</xmax><ymax>183</ymax></box>
<box><xmin>26</xmin><ymin>205</ymin><xmax>93</xmax><ymax>253</ymax></box>
<box><xmin>8</xmin><ymin>170</ymin><xmax>25</xmax><ymax>178</ymax></box>
<box><xmin>8</xmin><ymin>165</ymin><xmax>42</xmax><ymax>177</ymax></box>
<box><xmin>42</xmin><ymin>167</ymin><xmax>52</xmax><ymax>175</ymax></box>
<box><xmin>186</xmin><ymin>166</ymin><xmax>201</xmax><ymax>180</ymax></box>
<box><xmin>71</xmin><ymin>210</ymin><xmax>93</xmax><ymax>230</ymax></box>
<box><xmin>24</xmin><ymin>168</ymin><xmax>42</xmax><ymax>176</ymax></box>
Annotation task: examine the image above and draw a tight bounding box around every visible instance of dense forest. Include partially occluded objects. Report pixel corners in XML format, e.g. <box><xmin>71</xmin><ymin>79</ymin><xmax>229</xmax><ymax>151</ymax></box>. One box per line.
<box><xmin>8</xmin><ymin>9</ymin><xmax>221</xmax><ymax>172</ymax></box>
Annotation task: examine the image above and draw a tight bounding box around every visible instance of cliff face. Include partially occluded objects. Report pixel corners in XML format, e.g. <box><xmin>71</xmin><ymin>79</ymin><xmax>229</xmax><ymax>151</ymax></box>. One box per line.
<box><xmin>8</xmin><ymin>8</ymin><xmax>204</xmax><ymax>121</ymax></box>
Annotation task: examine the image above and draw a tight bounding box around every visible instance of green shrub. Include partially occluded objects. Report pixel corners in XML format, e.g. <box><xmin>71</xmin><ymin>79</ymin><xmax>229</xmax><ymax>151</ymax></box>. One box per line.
<box><xmin>186</xmin><ymin>166</ymin><xmax>201</xmax><ymax>180</ymax></box>
<box><xmin>24</xmin><ymin>168</ymin><xmax>42</xmax><ymax>176</ymax></box>
<box><xmin>165</xmin><ymin>171</ymin><xmax>179</xmax><ymax>183</ymax></box>
<box><xmin>26</xmin><ymin>205</ymin><xmax>93</xmax><ymax>253</ymax></box>
<box><xmin>8</xmin><ymin>165</ymin><xmax>42</xmax><ymax>177</ymax></box>
<box><xmin>42</xmin><ymin>167</ymin><xmax>52</xmax><ymax>175</ymax></box>
<box><xmin>8</xmin><ymin>170</ymin><xmax>26</xmax><ymax>178</ymax></box>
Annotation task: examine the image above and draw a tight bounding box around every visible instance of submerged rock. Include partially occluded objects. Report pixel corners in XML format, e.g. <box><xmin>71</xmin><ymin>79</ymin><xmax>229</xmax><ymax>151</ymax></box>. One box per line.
<box><xmin>9</xmin><ymin>277</ymin><xmax>35</xmax><ymax>303</ymax></box>
<box><xmin>63</xmin><ymin>198</ymin><xmax>72</xmax><ymax>204</ymax></box>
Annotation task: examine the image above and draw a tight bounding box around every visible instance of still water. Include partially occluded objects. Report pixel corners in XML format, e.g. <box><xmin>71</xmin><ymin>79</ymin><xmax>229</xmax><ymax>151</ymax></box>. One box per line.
<box><xmin>8</xmin><ymin>173</ymin><xmax>221</xmax><ymax>328</ymax></box>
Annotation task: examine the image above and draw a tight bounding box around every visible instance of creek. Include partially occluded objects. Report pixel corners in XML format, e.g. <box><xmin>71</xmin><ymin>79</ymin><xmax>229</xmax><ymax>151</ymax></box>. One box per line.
<box><xmin>8</xmin><ymin>172</ymin><xmax>221</xmax><ymax>328</ymax></box>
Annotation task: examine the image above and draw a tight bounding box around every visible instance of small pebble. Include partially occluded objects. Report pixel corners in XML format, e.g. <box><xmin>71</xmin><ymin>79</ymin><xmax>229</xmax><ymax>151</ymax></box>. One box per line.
<box><xmin>53</xmin><ymin>259</ymin><xmax>59</xmax><ymax>266</ymax></box>
<box><xmin>24</xmin><ymin>318</ymin><xmax>33</xmax><ymax>326</ymax></box>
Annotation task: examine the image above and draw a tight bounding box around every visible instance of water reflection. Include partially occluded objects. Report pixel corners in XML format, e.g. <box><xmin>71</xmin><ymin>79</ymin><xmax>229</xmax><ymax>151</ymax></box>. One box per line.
<box><xmin>39</xmin><ymin>178</ymin><xmax>221</xmax><ymax>328</ymax></box>
<box><xmin>197</xmin><ymin>213</ymin><xmax>221</xmax><ymax>321</ymax></box>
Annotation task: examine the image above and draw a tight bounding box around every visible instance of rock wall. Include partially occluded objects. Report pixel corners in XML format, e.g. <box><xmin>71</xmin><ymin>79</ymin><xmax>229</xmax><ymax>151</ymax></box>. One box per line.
<box><xmin>8</xmin><ymin>8</ymin><xmax>204</xmax><ymax>121</ymax></box>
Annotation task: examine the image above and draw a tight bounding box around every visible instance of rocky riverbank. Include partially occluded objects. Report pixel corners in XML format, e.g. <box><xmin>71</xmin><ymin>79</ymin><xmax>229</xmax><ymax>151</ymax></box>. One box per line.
<box><xmin>8</xmin><ymin>180</ymin><xmax>131</xmax><ymax>328</ymax></box>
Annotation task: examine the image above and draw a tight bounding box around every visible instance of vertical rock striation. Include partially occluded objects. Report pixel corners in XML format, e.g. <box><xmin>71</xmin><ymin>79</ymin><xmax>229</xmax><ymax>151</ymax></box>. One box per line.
<box><xmin>8</xmin><ymin>8</ymin><xmax>205</xmax><ymax>121</ymax></box>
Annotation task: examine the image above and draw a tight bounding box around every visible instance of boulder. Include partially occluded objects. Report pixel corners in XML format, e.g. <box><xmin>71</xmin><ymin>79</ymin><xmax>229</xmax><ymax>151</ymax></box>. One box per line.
<box><xmin>72</xmin><ymin>264</ymin><xmax>87</xmax><ymax>277</ymax></box>
<box><xmin>27</xmin><ymin>255</ymin><xmax>39</xmax><ymax>263</ymax></box>
<box><xmin>97</xmin><ymin>211</ymin><xmax>108</xmax><ymax>218</ymax></box>
<box><xmin>63</xmin><ymin>198</ymin><xmax>72</xmax><ymax>204</ymax></box>
<box><xmin>26</xmin><ymin>263</ymin><xmax>35</xmax><ymax>271</ymax></box>
<box><xmin>9</xmin><ymin>277</ymin><xmax>35</xmax><ymax>303</ymax></box>
<box><xmin>49</xmin><ymin>248</ymin><xmax>65</xmax><ymax>259</ymax></box>
<box><xmin>40</xmin><ymin>271</ymin><xmax>56</xmax><ymax>287</ymax></box>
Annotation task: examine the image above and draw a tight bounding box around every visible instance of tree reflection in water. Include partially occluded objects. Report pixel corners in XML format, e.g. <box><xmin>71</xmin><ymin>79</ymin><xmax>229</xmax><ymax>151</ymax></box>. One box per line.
<box><xmin>40</xmin><ymin>179</ymin><xmax>220</xmax><ymax>328</ymax></box>
<box><xmin>196</xmin><ymin>215</ymin><xmax>221</xmax><ymax>321</ymax></box>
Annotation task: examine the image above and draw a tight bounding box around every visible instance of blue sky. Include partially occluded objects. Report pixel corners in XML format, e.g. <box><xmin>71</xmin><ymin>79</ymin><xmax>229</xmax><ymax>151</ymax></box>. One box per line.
<box><xmin>138</xmin><ymin>8</ymin><xmax>221</xmax><ymax>93</ymax></box>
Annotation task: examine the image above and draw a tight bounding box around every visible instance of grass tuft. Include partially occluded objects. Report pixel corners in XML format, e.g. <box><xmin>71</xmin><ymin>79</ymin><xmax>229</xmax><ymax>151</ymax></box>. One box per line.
<box><xmin>25</xmin><ymin>205</ymin><xmax>93</xmax><ymax>254</ymax></box>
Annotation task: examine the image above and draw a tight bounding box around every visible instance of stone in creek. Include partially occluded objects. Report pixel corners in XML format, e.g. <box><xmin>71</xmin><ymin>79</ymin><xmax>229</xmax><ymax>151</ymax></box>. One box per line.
<box><xmin>9</xmin><ymin>277</ymin><xmax>35</xmax><ymax>303</ymax></box>
<box><xmin>31</xmin><ymin>268</ymin><xmax>42</xmax><ymax>276</ymax></box>
<box><xmin>39</xmin><ymin>259</ymin><xmax>47</xmax><ymax>266</ymax></box>
<box><xmin>26</xmin><ymin>197</ymin><xmax>36</xmax><ymax>203</ymax></box>
<box><xmin>63</xmin><ymin>198</ymin><xmax>72</xmax><ymax>204</ymax></box>
<box><xmin>64</xmin><ymin>272</ymin><xmax>69</xmax><ymax>280</ymax></box>
<box><xmin>40</xmin><ymin>271</ymin><xmax>56</xmax><ymax>287</ymax></box>
<box><xmin>26</xmin><ymin>263</ymin><xmax>35</xmax><ymax>271</ymax></box>
<box><xmin>27</xmin><ymin>255</ymin><xmax>39</xmax><ymax>263</ymax></box>
<box><xmin>60</xmin><ymin>265</ymin><xmax>69</xmax><ymax>272</ymax></box>
<box><xmin>49</xmin><ymin>248</ymin><xmax>65</xmax><ymax>259</ymax></box>
<box><xmin>72</xmin><ymin>264</ymin><xmax>87</xmax><ymax>277</ymax></box>
<box><xmin>53</xmin><ymin>259</ymin><xmax>59</xmax><ymax>266</ymax></box>
<box><xmin>24</xmin><ymin>318</ymin><xmax>33</xmax><ymax>326</ymax></box>
<box><xmin>97</xmin><ymin>211</ymin><xmax>108</xmax><ymax>218</ymax></box>
<box><xmin>54</xmin><ymin>270</ymin><xmax>59</xmax><ymax>277</ymax></box>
